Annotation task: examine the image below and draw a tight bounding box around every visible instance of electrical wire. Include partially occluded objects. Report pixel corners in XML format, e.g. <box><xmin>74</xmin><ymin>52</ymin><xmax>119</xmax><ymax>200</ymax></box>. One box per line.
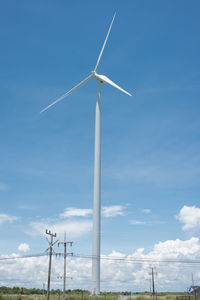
<box><xmin>0</xmin><ymin>253</ymin><xmax>47</xmax><ymax>261</ymax></box>
<box><xmin>72</xmin><ymin>254</ymin><xmax>200</xmax><ymax>265</ymax></box>
<box><xmin>1</xmin><ymin>252</ymin><xmax>200</xmax><ymax>266</ymax></box>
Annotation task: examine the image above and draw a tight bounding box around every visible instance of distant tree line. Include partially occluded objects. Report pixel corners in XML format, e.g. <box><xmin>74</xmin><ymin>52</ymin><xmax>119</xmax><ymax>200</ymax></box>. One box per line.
<box><xmin>0</xmin><ymin>287</ymin><xmax>43</xmax><ymax>295</ymax></box>
<box><xmin>0</xmin><ymin>287</ymin><xmax>91</xmax><ymax>295</ymax></box>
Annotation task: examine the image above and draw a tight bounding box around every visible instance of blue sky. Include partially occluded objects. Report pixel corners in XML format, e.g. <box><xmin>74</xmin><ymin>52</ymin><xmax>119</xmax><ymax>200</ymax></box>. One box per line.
<box><xmin>1</xmin><ymin>0</ymin><xmax>200</xmax><ymax>291</ymax></box>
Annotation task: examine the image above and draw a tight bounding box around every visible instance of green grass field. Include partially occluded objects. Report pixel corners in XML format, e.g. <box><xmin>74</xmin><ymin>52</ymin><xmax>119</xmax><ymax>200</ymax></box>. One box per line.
<box><xmin>0</xmin><ymin>294</ymin><xmax>119</xmax><ymax>300</ymax></box>
<box><xmin>0</xmin><ymin>292</ymin><xmax>196</xmax><ymax>300</ymax></box>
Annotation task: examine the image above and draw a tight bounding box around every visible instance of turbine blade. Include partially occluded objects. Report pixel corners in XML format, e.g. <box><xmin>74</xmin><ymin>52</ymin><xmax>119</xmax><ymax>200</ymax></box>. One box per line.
<box><xmin>95</xmin><ymin>73</ymin><xmax>132</xmax><ymax>96</ymax></box>
<box><xmin>94</xmin><ymin>13</ymin><xmax>116</xmax><ymax>72</ymax></box>
<box><xmin>40</xmin><ymin>74</ymin><xmax>93</xmax><ymax>113</ymax></box>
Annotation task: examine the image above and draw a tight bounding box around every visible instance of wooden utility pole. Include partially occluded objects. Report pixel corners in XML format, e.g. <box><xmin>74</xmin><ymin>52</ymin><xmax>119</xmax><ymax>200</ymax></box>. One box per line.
<box><xmin>45</xmin><ymin>229</ymin><xmax>58</xmax><ymax>300</ymax></box>
<box><xmin>58</xmin><ymin>233</ymin><xmax>73</xmax><ymax>300</ymax></box>
<box><xmin>150</xmin><ymin>278</ymin><xmax>152</xmax><ymax>294</ymax></box>
<box><xmin>43</xmin><ymin>283</ymin><xmax>45</xmax><ymax>295</ymax></box>
<box><xmin>191</xmin><ymin>273</ymin><xmax>194</xmax><ymax>286</ymax></box>
<box><xmin>151</xmin><ymin>268</ymin><xmax>155</xmax><ymax>298</ymax></box>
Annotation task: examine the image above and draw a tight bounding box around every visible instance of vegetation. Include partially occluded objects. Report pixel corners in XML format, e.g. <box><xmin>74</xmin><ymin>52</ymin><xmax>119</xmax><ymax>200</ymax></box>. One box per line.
<box><xmin>0</xmin><ymin>295</ymin><xmax>119</xmax><ymax>300</ymax></box>
<box><xmin>0</xmin><ymin>287</ymin><xmax>119</xmax><ymax>300</ymax></box>
<box><xmin>0</xmin><ymin>287</ymin><xmax>192</xmax><ymax>300</ymax></box>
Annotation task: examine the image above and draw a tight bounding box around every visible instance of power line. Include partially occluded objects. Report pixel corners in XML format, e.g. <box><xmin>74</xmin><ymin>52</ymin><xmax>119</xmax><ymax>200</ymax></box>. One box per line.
<box><xmin>0</xmin><ymin>253</ymin><xmax>47</xmax><ymax>261</ymax></box>
<box><xmin>1</xmin><ymin>252</ymin><xmax>200</xmax><ymax>266</ymax></box>
<box><xmin>72</xmin><ymin>254</ymin><xmax>200</xmax><ymax>265</ymax></box>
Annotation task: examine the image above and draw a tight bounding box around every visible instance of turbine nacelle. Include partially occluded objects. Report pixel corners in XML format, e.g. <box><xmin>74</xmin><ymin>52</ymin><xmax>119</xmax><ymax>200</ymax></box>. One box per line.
<box><xmin>91</xmin><ymin>71</ymin><xmax>106</xmax><ymax>84</ymax></box>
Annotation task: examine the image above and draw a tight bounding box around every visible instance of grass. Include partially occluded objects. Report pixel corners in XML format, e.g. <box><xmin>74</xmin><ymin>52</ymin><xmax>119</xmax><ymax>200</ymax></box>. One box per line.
<box><xmin>1</xmin><ymin>293</ymin><xmax>195</xmax><ymax>300</ymax></box>
<box><xmin>0</xmin><ymin>295</ymin><xmax>119</xmax><ymax>300</ymax></box>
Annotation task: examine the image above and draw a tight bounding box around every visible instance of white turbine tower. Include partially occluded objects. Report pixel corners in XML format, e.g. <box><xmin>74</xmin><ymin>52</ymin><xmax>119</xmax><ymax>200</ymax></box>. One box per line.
<box><xmin>41</xmin><ymin>13</ymin><xmax>131</xmax><ymax>295</ymax></box>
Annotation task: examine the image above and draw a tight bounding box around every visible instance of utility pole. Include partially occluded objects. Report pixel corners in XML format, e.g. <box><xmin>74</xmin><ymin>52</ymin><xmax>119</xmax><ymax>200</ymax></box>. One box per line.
<box><xmin>58</xmin><ymin>233</ymin><xmax>73</xmax><ymax>300</ymax></box>
<box><xmin>45</xmin><ymin>229</ymin><xmax>58</xmax><ymax>300</ymax></box>
<box><xmin>150</xmin><ymin>278</ymin><xmax>152</xmax><ymax>294</ymax></box>
<box><xmin>43</xmin><ymin>283</ymin><xmax>45</xmax><ymax>295</ymax></box>
<box><xmin>57</xmin><ymin>276</ymin><xmax>73</xmax><ymax>300</ymax></box>
<box><xmin>191</xmin><ymin>273</ymin><xmax>194</xmax><ymax>286</ymax></box>
<box><xmin>151</xmin><ymin>268</ymin><xmax>155</xmax><ymax>298</ymax></box>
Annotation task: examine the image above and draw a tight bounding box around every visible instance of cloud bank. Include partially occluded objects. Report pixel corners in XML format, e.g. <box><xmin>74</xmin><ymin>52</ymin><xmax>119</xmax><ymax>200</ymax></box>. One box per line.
<box><xmin>1</xmin><ymin>237</ymin><xmax>200</xmax><ymax>292</ymax></box>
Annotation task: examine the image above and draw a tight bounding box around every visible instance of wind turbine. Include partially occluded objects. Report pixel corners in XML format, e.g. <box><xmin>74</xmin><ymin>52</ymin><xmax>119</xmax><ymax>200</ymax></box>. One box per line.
<box><xmin>41</xmin><ymin>13</ymin><xmax>132</xmax><ymax>295</ymax></box>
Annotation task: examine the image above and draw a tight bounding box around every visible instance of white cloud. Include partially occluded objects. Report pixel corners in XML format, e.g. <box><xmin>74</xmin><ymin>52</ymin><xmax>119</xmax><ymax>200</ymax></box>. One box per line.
<box><xmin>0</xmin><ymin>213</ymin><xmax>19</xmax><ymax>224</ymax></box>
<box><xmin>142</xmin><ymin>209</ymin><xmax>151</xmax><ymax>214</ymax></box>
<box><xmin>152</xmin><ymin>237</ymin><xmax>200</xmax><ymax>258</ymax></box>
<box><xmin>26</xmin><ymin>205</ymin><xmax>126</xmax><ymax>239</ymax></box>
<box><xmin>60</xmin><ymin>208</ymin><xmax>92</xmax><ymax>218</ymax></box>
<box><xmin>18</xmin><ymin>243</ymin><xmax>30</xmax><ymax>252</ymax></box>
<box><xmin>0</xmin><ymin>237</ymin><xmax>200</xmax><ymax>291</ymax></box>
<box><xmin>176</xmin><ymin>205</ymin><xmax>200</xmax><ymax>231</ymax></box>
<box><xmin>60</xmin><ymin>206</ymin><xmax>126</xmax><ymax>219</ymax></box>
<box><xmin>130</xmin><ymin>220</ymin><xmax>146</xmax><ymax>225</ymax></box>
<box><xmin>29</xmin><ymin>220</ymin><xmax>92</xmax><ymax>239</ymax></box>
<box><xmin>102</xmin><ymin>205</ymin><xmax>125</xmax><ymax>217</ymax></box>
